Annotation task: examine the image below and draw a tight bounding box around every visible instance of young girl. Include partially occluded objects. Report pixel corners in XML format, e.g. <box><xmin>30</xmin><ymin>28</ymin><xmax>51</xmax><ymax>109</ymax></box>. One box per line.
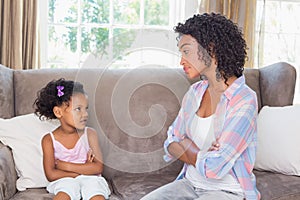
<box><xmin>34</xmin><ymin>78</ymin><xmax>111</xmax><ymax>200</ymax></box>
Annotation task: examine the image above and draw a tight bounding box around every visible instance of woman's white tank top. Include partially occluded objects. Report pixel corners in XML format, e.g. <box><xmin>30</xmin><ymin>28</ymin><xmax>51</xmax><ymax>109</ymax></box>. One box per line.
<box><xmin>185</xmin><ymin>114</ymin><xmax>243</xmax><ymax>193</ymax></box>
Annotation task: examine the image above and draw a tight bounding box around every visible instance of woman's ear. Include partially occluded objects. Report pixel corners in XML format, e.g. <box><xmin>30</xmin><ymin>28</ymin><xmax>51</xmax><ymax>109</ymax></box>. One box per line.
<box><xmin>53</xmin><ymin>106</ymin><xmax>62</xmax><ymax>118</ymax></box>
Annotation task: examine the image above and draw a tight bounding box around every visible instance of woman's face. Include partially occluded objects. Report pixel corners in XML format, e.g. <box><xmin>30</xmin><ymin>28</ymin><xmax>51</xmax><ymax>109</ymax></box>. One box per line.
<box><xmin>178</xmin><ymin>34</ymin><xmax>209</xmax><ymax>79</ymax></box>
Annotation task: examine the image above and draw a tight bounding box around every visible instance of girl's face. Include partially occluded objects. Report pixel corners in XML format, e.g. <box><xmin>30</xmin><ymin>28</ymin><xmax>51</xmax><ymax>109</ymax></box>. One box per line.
<box><xmin>178</xmin><ymin>34</ymin><xmax>210</xmax><ymax>79</ymax></box>
<box><xmin>60</xmin><ymin>93</ymin><xmax>89</xmax><ymax>130</ymax></box>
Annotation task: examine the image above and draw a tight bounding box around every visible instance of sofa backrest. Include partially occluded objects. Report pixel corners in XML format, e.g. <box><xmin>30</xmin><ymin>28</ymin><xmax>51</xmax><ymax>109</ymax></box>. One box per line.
<box><xmin>0</xmin><ymin>62</ymin><xmax>296</xmax><ymax>178</ymax></box>
<box><xmin>259</xmin><ymin>62</ymin><xmax>296</xmax><ymax>107</ymax></box>
<box><xmin>8</xmin><ymin>66</ymin><xmax>193</xmax><ymax>178</ymax></box>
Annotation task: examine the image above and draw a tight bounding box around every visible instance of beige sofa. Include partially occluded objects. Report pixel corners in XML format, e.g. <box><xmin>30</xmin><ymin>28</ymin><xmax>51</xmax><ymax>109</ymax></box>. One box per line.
<box><xmin>0</xmin><ymin>62</ymin><xmax>299</xmax><ymax>200</ymax></box>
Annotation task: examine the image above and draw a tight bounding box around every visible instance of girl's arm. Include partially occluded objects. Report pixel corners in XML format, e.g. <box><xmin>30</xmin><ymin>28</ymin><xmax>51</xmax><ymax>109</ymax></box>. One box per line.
<box><xmin>55</xmin><ymin>128</ymin><xmax>103</xmax><ymax>175</ymax></box>
<box><xmin>42</xmin><ymin>134</ymin><xmax>79</xmax><ymax>182</ymax></box>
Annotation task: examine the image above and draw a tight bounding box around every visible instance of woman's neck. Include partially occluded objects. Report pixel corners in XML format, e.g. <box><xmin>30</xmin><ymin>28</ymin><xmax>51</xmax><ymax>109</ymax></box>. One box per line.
<box><xmin>201</xmin><ymin>67</ymin><xmax>238</xmax><ymax>114</ymax></box>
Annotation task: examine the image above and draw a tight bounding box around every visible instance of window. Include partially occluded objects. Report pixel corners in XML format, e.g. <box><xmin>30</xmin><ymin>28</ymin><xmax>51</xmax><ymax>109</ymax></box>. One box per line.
<box><xmin>255</xmin><ymin>0</ymin><xmax>300</xmax><ymax>102</ymax></box>
<box><xmin>40</xmin><ymin>0</ymin><xmax>198</xmax><ymax>69</ymax></box>
<box><xmin>255</xmin><ymin>0</ymin><xmax>300</xmax><ymax>68</ymax></box>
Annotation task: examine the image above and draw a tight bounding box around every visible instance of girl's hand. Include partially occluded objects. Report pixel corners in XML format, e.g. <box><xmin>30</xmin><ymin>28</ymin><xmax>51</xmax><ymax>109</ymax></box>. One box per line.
<box><xmin>55</xmin><ymin>160</ymin><xmax>69</xmax><ymax>171</ymax></box>
<box><xmin>86</xmin><ymin>149</ymin><xmax>95</xmax><ymax>163</ymax></box>
<box><xmin>208</xmin><ymin>137</ymin><xmax>220</xmax><ymax>151</ymax></box>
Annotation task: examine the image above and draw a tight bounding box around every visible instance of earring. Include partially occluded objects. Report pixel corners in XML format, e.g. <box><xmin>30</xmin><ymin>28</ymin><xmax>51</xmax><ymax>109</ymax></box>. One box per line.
<box><xmin>215</xmin><ymin>69</ymin><xmax>222</xmax><ymax>81</ymax></box>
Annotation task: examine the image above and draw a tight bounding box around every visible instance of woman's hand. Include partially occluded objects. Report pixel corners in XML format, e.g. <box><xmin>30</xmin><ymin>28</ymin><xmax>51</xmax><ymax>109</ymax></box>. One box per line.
<box><xmin>208</xmin><ymin>137</ymin><xmax>220</xmax><ymax>151</ymax></box>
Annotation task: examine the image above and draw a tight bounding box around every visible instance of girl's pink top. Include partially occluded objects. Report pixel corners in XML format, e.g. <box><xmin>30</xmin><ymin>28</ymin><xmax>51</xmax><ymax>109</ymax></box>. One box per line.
<box><xmin>49</xmin><ymin>128</ymin><xmax>89</xmax><ymax>163</ymax></box>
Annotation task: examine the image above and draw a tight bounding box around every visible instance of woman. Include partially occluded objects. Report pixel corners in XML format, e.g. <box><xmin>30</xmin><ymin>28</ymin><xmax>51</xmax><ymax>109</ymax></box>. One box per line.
<box><xmin>141</xmin><ymin>13</ymin><xmax>260</xmax><ymax>200</ymax></box>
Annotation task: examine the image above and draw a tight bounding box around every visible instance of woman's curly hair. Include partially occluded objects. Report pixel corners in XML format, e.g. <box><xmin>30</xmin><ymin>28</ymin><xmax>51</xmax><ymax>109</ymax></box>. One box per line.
<box><xmin>34</xmin><ymin>78</ymin><xmax>85</xmax><ymax>120</ymax></box>
<box><xmin>174</xmin><ymin>13</ymin><xmax>247</xmax><ymax>83</ymax></box>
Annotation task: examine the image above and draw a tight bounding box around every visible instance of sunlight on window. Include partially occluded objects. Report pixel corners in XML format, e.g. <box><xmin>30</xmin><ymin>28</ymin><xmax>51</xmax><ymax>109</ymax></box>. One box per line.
<box><xmin>43</xmin><ymin>0</ymin><xmax>186</xmax><ymax>69</ymax></box>
<box><xmin>255</xmin><ymin>0</ymin><xmax>300</xmax><ymax>103</ymax></box>
<box><xmin>81</xmin><ymin>29</ymin><xmax>180</xmax><ymax>69</ymax></box>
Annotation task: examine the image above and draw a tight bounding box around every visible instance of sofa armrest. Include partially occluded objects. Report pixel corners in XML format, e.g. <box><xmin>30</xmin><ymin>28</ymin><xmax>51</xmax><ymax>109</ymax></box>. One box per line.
<box><xmin>0</xmin><ymin>65</ymin><xmax>14</xmax><ymax>119</ymax></box>
<box><xmin>0</xmin><ymin>142</ymin><xmax>17</xmax><ymax>199</ymax></box>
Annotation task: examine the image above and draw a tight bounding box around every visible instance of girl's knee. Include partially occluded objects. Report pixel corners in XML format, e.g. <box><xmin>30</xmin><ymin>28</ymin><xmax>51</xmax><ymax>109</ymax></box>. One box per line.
<box><xmin>52</xmin><ymin>178</ymin><xmax>81</xmax><ymax>200</ymax></box>
<box><xmin>89</xmin><ymin>195</ymin><xmax>105</xmax><ymax>200</ymax></box>
<box><xmin>80</xmin><ymin>176</ymin><xmax>110</xmax><ymax>200</ymax></box>
<box><xmin>53</xmin><ymin>191</ymin><xmax>71</xmax><ymax>200</ymax></box>
<box><xmin>64</xmin><ymin>181</ymin><xmax>81</xmax><ymax>199</ymax></box>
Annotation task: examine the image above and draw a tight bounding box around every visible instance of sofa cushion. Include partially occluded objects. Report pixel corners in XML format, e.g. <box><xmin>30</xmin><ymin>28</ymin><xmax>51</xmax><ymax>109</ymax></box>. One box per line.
<box><xmin>9</xmin><ymin>189</ymin><xmax>53</xmax><ymax>200</ymax></box>
<box><xmin>254</xmin><ymin>170</ymin><xmax>300</xmax><ymax>200</ymax></box>
<box><xmin>9</xmin><ymin>188</ymin><xmax>122</xmax><ymax>200</ymax></box>
<box><xmin>112</xmin><ymin>170</ymin><xmax>300</xmax><ymax>200</ymax></box>
<box><xmin>0</xmin><ymin>113</ymin><xmax>59</xmax><ymax>191</ymax></box>
<box><xmin>255</xmin><ymin>105</ymin><xmax>300</xmax><ymax>176</ymax></box>
<box><xmin>111</xmin><ymin>173</ymin><xmax>178</xmax><ymax>200</ymax></box>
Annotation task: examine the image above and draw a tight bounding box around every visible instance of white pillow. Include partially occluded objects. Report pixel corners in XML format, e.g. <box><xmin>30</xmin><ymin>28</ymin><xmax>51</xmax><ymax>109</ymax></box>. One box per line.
<box><xmin>255</xmin><ymin>105</ymin><xmax>300</xmax><ymax>176</ymax></box>
<box><xmin>0</xmin><ymin>113</ymin><xmax>59</xmax><ymax>191</ymax></box>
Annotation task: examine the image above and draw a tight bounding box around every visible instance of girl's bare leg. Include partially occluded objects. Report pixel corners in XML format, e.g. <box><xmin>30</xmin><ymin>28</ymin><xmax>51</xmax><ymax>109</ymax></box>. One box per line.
<box><xmin>90</xmin><ymin>195</ymin><xmax>105</xmax><ymax>200</ymax></box>
<box><xmin>53</xmin><ymin>192</ymin><xmax>71</xmax><ymax>200</ymax></box>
